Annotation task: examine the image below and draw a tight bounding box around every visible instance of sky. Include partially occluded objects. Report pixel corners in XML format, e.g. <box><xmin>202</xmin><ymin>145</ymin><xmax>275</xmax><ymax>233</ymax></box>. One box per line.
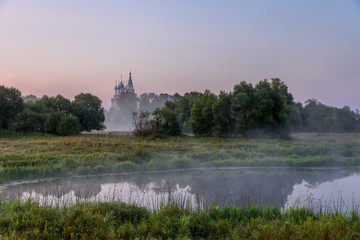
<box><xmin>0</xmin><ymin>0</ymin><xmax>359</xmax><ymax>110</ymax></box>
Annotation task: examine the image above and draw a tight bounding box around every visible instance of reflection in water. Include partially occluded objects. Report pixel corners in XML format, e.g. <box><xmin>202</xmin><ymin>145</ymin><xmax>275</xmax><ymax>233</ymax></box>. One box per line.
<box><xmin>285</xmin><ymin>173</ymin><xmax>360</xmax><ymax>213</ymax></box>
<box><xmin>0</xmin><ymin>167</ymin><xmax>359</xmax><ymax>212</ymax></box>
<box><xmin>19</xmin><ymin>181</ymin><xmax>202</xmax><ymax>210</ymax></box>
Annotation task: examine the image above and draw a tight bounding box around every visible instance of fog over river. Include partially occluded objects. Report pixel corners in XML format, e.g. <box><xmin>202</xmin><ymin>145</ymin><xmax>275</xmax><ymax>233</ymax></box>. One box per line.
<box><xmin>1</xmin><ymin>167</ymin><xmax>360</xmax><ymax>213</ymax></box>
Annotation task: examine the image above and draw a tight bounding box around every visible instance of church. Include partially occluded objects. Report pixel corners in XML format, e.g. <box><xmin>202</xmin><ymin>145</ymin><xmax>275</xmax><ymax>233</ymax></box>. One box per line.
<box><xmin>111</xmin><ymin>71</ymin><xmax>136</xmax><ymax>110</ymax></box>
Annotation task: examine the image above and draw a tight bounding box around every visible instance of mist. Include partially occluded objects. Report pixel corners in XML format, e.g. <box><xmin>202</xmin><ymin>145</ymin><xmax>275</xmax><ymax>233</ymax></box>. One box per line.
<box><xmin>104</xmin><ymin>92</ymin><xmax>178</xmax><ymax>131</ymax></box>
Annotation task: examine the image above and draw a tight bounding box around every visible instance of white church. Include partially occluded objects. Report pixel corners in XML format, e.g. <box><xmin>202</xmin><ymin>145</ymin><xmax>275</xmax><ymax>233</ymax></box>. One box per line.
<box><xmin>111</xmin><ymin>71</ymin><xmax>135</xmax><ymax>109</ymax></box>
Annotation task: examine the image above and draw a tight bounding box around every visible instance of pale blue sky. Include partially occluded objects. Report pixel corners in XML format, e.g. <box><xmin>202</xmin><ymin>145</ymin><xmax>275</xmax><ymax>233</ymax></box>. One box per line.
<box><xmin>0</xmin><ymin>1</ymin><xmax>359</xmax><ymax>109</ymax></box>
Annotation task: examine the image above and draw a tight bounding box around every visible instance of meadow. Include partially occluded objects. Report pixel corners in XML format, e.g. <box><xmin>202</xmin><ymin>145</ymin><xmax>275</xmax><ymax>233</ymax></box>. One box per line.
<box><xmin>0</xmin><ymin>132</ymin><xmax>360</xmax><ymax>239</ymax></box>
<box><xmin>0</xmin><ymin>131</ymin><xmax>359</xmax><ymax>184</ymax></box>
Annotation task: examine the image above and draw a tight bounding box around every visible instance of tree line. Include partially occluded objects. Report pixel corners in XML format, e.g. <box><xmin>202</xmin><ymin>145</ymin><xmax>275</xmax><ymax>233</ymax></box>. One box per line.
<box><xmin>133</xmin><ymin>78</ymin><xmax>360</xmax><ymax>138</ymax></box>
<box><xmin>0</xmin><ymin>85</ymin><xmax>105</xmax><ymax>136</ymax></box>
<box><xmin>292</xmin><ymin>99</ymin><xmax>360</xmax><ymax>133</ymax></box>
<box><xmin>2</xmin><ymin>79</ymin><xmax>359</xmax><ymax>138</ymax></box>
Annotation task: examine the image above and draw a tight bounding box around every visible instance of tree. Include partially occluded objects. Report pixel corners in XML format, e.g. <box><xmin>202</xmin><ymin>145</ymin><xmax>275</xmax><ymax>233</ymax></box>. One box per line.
<box><xmin>10</xmin><ymin>109</ymin><xmax>47</xmax><ymax>132</ymax></box>
<box><xmin>271</xmin><ymin>78</ymin><xmax>294</xmax><ymax>105</ymax></box>
<box><xmin>302</xmin><ymin>99</ymin><xmax>333</xmax><ymax>132</ymax></box>
<box><xmin>249</xmin><ymin>79</ymin><xmax>290</xmax><ymax>137</ymax></box>
<box><xmin>132</xmin><ymin>111</ymin><xmax>155</xmax><ymax>136</ymax></box>
<box><xmin>302</xmin><ymin>99</ymin><xmax>360</xmax><ymax>132</ymax></box>
<box><xmin>164</xmin><ymin>100</ymin><xmax>177</xmax><ymax>111</ymax></box>
<box><xmin>0</xmin><ymin>85</ymin><xmax>24</xmax><ymax>129</ymax></box>
<box><xmin>45</xmin><ymin>112</ymin><xmax>66</xmax><ymax>134</ymax></box>
<box><xmin>212</xmin><ymin>91</ymin><xmax>234</xmax><ymax>137</ymax></box>
<box><xmin>132</xmin><ymin>107</ymin><xmax>181</xmax><ymax>137</ymax></box>
<box><xmin>232</xmin><ymin>81</ymin><xmax>255</xmax><ymax>135</ymax></box>
<box><xmin>190</xmin><ymin>90</ymin><xmax>217</xmax><ymax>136</ymax></box>
<box><xmin>30</xmin><ymin>94</ymin><xmax>72</xmax><ymax>114</ymax></box>
<box><xmin>51</xmin><ymin>95</ymin><xmax>72</xmax><ymax>113</ymax></box>
<box><xmin>153</xmin><ymin>107</ymin><xmax>181</xmax><ymax>136</ymax></box>
<box><xmin>231</xmin><ymin>79</ymin><xmax>292</xmax><ymax>137</ymax></box>
<box><xmin>72</xmin><ymin>93</ymin><xmax>105</xmax><ymax>132</ymax></box>
<box><xmin>335</xmin><ymin>106</ymin><xmax>359</xmax><ymax>132</ymax></box>
<box><xmin>139</xmin><ymin>93</ymin><xmax>151</xmax><ymax>112</ymax></box>
<box><xmin>288</xmin><ymin>102</ymin><xmax>304</xmax><ymax>132</ymax></box>
<box><xmin>23</xmin><ymin>94</ymin><xmax>38</xmax><ymax>103</ymax></box>
<box><xmin>27</xmin><ymin>100</ymin><xmax>52</xmax><ymax>114</ymax></box>
<box><xmin>152</xmin><ymin>93</ymin><xmax>171</xmax><ymax>109</ymax></box>
<box><xmin>56</xmin><ymin>115</ymin><xmax>81</xmax><ymax>136</ymax></box>
<box><xmin>174</xmin><ymin>91</ymin><xmax>203</xmax><ymax>132</ymax></box>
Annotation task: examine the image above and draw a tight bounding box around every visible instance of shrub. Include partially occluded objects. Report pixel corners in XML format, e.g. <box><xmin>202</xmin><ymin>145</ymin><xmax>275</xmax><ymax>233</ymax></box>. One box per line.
<box><xmin>153</xmin><ymin>107</ymin><xmax>182</xmax><ymax>136</ymax></box>
<box><xmin>10</xmin><ymin>109</ymin><xmax>47</xmax><ymax>132</ymax></box>
<box><xmin>45</xmin><ymin>112</ymin><xmax>66</xmax><ymax>134</ymax></box>
<box><xmin>56</xmin><ymin>115</ymin><xmax>81</xmax><ymax>136</ymax></box>
<box><xmin>132</xmin><ymin>111</ymin><xmax>156</xmax><ymax>136</ymax></box>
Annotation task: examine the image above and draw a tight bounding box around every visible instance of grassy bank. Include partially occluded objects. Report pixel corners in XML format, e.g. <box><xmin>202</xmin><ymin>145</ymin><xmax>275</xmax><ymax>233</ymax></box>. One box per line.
<box><xmin>0</xmin><ymin>132</ymin><xmax>359</xmax><ymax>183</ymax></box>
<box><xmin>0</xmin><ymin>200</ymin><xmax>359</xmax><ymax>239</ymax></box>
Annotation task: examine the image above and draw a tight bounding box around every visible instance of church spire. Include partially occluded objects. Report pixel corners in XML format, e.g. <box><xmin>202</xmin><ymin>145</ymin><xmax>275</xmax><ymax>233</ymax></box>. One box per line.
<box><xmin>127</xmin><ymin>70</ymin><xmax>134</xmax><ymax>92</ymax></box>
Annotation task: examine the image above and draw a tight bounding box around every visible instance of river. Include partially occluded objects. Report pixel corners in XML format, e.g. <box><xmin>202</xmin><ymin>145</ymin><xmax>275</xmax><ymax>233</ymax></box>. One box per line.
<box><xmin>0</xmin><ymin>167</ymin><xmax>359</xmax><ymax>213</ymax></box>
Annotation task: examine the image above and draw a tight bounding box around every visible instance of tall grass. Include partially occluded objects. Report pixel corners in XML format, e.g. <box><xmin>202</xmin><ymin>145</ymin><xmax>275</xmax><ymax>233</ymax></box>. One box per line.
<box><xmin>0</xmin><ymin>200</ymin><xmax>359</xmax><ymax>239</ymax></box>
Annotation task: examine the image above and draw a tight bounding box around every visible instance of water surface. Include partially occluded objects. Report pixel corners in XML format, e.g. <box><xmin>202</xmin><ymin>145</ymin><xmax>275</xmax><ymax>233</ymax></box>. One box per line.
<box><xmin>1</xmin><ymin>167</ymin><xmax>359</xmax><ymax>212</ymax></box>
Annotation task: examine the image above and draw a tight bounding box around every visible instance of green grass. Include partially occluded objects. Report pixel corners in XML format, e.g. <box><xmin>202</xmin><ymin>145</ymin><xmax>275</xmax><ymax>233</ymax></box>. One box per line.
<box><xmin>0</xmin><ymin>200</ymin><xmax>359</xmax><ymax>239</ymax></box>
<box><xmin>0</xmin><ymin>131</ymin><xmax>359</xmax><ymax>183</ymax></box>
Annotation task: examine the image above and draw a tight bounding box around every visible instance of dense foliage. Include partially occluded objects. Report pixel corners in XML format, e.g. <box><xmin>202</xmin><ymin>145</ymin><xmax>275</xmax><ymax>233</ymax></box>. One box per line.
<box><xmin>132</xmin><ymin>106</ymin><xmax>181</xmax><ymax>137</ymax></box>
<box><xmin>0</xmin><ymin>85</ymin><xmax>24</xmax><ymax>129</ymax></box>
<box><xmin>134</xmin><ymin>78</ymin><xmax>360</xmax><ymax>137</ymax></box>
<box><xmin>1</xmin><ymin>79</ymin><xmax>359</xmax><ymax>138</ymax></box>
<box><xmin>143</xmin><ymin>78</ymin><xmax>296</xmax><ymax>138</ymax></box>
<box><xmin>0</xmin><ymin>201</ymin><xmax>359</xmax><ymax>239</ymax></box>
<box><xmin>56</xmin><ymin>115</ymin><xmax>82</xmax><ymax>136</ymax></box>
<box><xmin>0</xmin><ymin>85</ymin><xmax>105</xmax><ymax>136</ymax></box>
<box><xmin>72</xmin><ymin>93</ymin><xmax>105</xmax><ymax>132</ymax></box>
<box><xmin>299</xmin><ymin>99</ymin><xmax>360</xmax><ymax>132</ymax></box>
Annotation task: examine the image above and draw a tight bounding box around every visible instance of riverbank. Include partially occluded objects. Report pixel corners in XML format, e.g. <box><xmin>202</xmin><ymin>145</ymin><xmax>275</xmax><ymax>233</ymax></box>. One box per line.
<box><xmin>0</xmin><ymin>132</ymin><xmax>359</xmax><ymax>183</ymax></box>
<box><xmin>0</xmin><ymin>200</ymin><xmax>359</xmax><ymax>239</ymax></box>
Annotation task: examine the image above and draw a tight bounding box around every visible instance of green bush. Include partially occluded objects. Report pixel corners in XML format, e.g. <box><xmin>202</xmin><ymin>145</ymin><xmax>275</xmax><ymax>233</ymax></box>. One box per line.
<box><xmin>10</xmin><ymin>109</ymin><xmax>47</xmax><ymax>132</ymax></box>
<box><xmin>45</xmin><ymin>112</ymin><xmax>66</xmax><ymax>134</ymax></box>
<box><xmin>153</xmin><ymin>107</ymin><xmax>182</xmax><ymax>136</ymax></box>
<box><xmin>0</xmin><ymin>85</ymin><xmax>24</xmax><ymax>130</ymax></box>
<box><xmin>56</xmin><ymin>115</ymin><xmax>81</xmax><ymax>136</ymax></box>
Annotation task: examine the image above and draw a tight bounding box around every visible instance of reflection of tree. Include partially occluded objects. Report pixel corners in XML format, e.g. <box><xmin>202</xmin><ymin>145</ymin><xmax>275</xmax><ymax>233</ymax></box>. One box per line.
<box><xmin>0</xmin><ymin>168</ymin><xmax>356</xmax><ymax>209</ymax></box>
<box><xmin>123</xmin><ymin>169</ymin><xmax>355</xmax><ymax>208</ymax></box>
<box><xmin>1</xmin><ymin>178</ymin><xmax>102</xmax><ymax>200</ymax></box>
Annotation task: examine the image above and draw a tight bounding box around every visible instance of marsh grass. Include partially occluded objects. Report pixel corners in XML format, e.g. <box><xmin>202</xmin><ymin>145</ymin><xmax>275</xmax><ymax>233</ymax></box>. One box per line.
<box><xmin>285</xmin><ymin>191</ymin><xmax>360</xmax><ymax>215</ymax></box>
<box><xmin>0</xmin><ymin>198</ymin><xmax>359</xmax><ymax>239</ymax></box>
<box><xmin>0</xmin><ymin>132</ymin><xmax>359</xmax><ymax>183</ymax></box>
